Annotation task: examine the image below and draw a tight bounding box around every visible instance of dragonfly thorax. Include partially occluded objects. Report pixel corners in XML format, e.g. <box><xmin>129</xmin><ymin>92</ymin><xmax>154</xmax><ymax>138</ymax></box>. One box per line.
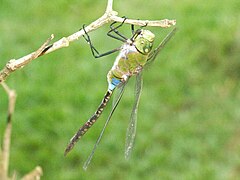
<box><xmin>107</xmin><ymin>42</ymin><xmax>149</xmax><ymax>91</ymax></box>
<box><xmin>107</xmin><ymin>30</ymin><xmax>155</xmax><ymax>91</ymax></box>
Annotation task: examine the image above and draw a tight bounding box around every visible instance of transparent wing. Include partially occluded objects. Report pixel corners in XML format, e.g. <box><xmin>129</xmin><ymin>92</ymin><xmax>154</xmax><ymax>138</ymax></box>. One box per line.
<box><xmin>125</xmin><ymin>72</ymin><xmax>143</xmax><ymax>159</ymax></box>
<box><xmin>112</xmin><ymin>81</ymin><xmax>125</xmax><ymax>109</ymax></box>
<box><xmin>83</xmin><ymin>81</ymin><xmax>128</xmax><ymax>170</ymax></box>
<box><xmin>147</xmin><ymin>27</ymin><xmax>177</xmax><ymax>65</ymax></box>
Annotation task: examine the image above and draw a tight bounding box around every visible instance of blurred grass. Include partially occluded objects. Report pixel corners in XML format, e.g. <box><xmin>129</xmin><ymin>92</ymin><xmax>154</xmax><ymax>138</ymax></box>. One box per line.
<box><xmin>0</xmin><ymin>0</ymin><xmax>240</xmax><ymax>179</ymax></box>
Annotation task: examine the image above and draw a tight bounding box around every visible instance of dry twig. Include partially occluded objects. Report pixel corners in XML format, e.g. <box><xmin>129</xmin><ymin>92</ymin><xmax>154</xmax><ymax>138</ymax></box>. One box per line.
<box><xmin>0</xmin><ymin>83</ymin><xmax>43</xmax><ymax>179</ymax></box>
<box><xmin>0</xmin><ymin>82</ymin><xmax>16</xmax><ymax>180</ymax></box>
<box><xmin>21</xmin><ymin>166</ymin><xmax>43</xmax><ymax>180</ymax></box>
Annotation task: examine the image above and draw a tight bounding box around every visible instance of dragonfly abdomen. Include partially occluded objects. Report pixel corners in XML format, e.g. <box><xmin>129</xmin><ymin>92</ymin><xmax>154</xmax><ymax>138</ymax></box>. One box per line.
<box><xmin>64</xmin><ymin>90</ymin><xmax>113</xmax><ymax>155</ymax></box>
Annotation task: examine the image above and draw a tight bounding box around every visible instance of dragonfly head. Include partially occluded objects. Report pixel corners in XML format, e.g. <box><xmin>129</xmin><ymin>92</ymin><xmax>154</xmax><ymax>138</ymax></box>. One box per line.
<box><xmin>133</xmin><ymin>29</ymin><xmax>155</xmax><ymax>55</ymax></box>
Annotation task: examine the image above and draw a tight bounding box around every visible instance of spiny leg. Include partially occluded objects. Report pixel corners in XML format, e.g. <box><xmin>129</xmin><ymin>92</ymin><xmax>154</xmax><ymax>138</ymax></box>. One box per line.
<box><xmin>82</xmin><ymin>25</ymin><xmax>120</xmax><ymax>58</ymax></box>
<box><xmin>82</xmin><ymin>25</ymin><xmax>100</xmax><ymax>55</ymax></box>
<box><xmin>107</xmin><ymin>17</ymin><xmax>128</xmax><ymax>42</ymax></box>
<box><xmin>141</xmin><ymin>22</ymin><xmax>148</xmax><ymax>28</ymax></box>
<box><xmin>131</xmin><ymin>29</ymin><xmax>142</xmax><ymax>42</ymax></box>
<box><xmin>131</xmin><ymin>24</ymin><xmax>135</xmax><ymax>35</ymax></box>
<box><xmin>131</xmin><ymin>19</ymin><xmax>148</xmax><ymax>35</ymax></box>
<box><xmin>130</xmin><ymin>22</ymin><xmax>149</xmax><ymax>41</ymax></box>
<box><xmin>82</xmin><ymin>17</ymin><xmax>129</xmax><ymax>58</ymax></box>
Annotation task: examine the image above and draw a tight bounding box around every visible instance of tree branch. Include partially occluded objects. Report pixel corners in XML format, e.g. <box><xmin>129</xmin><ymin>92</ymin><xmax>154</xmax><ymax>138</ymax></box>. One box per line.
<box><xmin>0</xmin><ymin>82</ymin><xmax>16</xmax><ymax>180</ymax></box>
<box><xmin>0</xmin><ymin>0</ymin><xmax>176</xmax><ymax>83</ymax></box>
<box><xmin>0</xmin><ymin>83</ymin><xmax>43</xmax><ymax>179</ymax></box>
<box><xmin>105</xmin><ymin>0</ymin><xmax>113</xmax><ymax>12</ymax></box>
<box><xmin>21</xmin><ymin>166</ymin><xmax>43</xmax><ymax>180</ymax></box>
<box><xmin>0</xmin><ymin>35</ymin><xmax>54</xmax><ymax>83</ymax></box>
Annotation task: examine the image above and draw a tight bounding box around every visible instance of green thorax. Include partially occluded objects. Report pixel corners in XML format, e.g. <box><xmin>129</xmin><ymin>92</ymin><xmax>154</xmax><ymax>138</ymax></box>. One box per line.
<box><xmin>107</xmin><ymin>29</ymin><xmax>155</xmax><ymax>85</ymax></box>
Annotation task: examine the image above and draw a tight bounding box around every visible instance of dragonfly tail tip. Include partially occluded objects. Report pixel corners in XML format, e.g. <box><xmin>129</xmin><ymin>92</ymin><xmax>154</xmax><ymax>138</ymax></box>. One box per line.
<box><xmin>64</xmin><ymin>143</ymin><xmax>74</xmax><ymax>156</ymax></box>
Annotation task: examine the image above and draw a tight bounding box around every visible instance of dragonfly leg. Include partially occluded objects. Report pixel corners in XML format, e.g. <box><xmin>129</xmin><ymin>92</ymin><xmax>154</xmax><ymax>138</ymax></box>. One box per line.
<box><xmin>130</xmin><ymin>29</ymin><xmax>142</xmax><ymax>42</ymax></box>
<box><xmin>131</xmin><ymin>19</ymin><xmax>148</xmax><ymax>35</ymax></box>
<box><xmin>141</xmin><ymin>22</ymin><xmax>148</xmax><ymax>28</ymax></box>
<box><xmin>131</xmin><ymin>24</ymin><xmax>135</xmax><ymax>35</ymax></box>
<box><xmin>82</xmin><ymin>24</ymin><xmax>120</xmax><ymax>58</ymax></box>
<box><xmin>107</xmin><ymin>17</ymin><xmax>128</xmax><ymax>42</ymax></box>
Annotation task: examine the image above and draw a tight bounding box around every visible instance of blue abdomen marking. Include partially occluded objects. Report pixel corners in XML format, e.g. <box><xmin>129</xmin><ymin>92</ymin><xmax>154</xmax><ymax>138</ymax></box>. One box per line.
<box><xmin>108</xmin><ymin>77</ymin><xmax>121</xmax><ymax>91</ymax></box>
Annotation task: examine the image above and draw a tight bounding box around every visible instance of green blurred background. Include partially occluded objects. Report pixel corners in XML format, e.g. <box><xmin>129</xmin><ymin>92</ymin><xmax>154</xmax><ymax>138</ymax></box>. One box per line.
<box><xmin>0</xmin><ymin>0</ymin><xmax>239</xmax><ymax>179</ymax></box>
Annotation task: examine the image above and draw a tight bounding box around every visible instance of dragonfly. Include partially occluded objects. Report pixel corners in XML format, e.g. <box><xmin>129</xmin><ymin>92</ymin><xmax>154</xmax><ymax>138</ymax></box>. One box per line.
<box><xmin>64</xmin><ymin>18</ymin><xmax>176</xmax><ymax>170</ymax></box>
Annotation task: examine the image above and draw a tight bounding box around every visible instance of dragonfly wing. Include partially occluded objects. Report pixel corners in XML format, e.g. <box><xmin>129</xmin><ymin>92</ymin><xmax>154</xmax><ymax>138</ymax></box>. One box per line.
<box><xmin>83</xmin><ymin>81</ymin><xmax>127</xmax><ymax>170</ymax></box>
<box><xmin>112</xmin><ymin>81</ymin><xmax>125</xmax><ymax>109</ymax></box>
<box><xmin>125</xmin><ymin>72</ymin><xmax>143</xmax><ymax>159</ymax></box>
<box><xmin>147</xmin><ymin>27</ymin><xmax>177</xmax><ymax>65</ymax></box>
